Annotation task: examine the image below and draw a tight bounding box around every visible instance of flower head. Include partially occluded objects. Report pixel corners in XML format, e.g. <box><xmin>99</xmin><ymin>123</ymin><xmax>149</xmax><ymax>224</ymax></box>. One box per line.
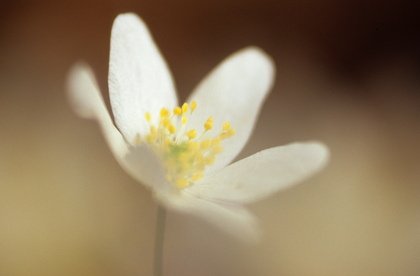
<box><xmin>67</xmin><ymin>13</ymin><xmax>329</xmax><ymax>241</ymax></box>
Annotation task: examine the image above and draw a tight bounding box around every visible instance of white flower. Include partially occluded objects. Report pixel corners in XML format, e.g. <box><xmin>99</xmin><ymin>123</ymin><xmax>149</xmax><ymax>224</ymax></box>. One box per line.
<box><xmin>67</xmin><ymin>13</ymin><xmax>329</xmax><ymax>241</ymax></box>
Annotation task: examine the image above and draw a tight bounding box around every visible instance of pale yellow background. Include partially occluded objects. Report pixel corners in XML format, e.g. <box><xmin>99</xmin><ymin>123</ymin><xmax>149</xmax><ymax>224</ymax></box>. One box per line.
<box><xmin>1</xmin><ymin>1</ymin><xmax>419</xmax><ymax>275</ymax></box>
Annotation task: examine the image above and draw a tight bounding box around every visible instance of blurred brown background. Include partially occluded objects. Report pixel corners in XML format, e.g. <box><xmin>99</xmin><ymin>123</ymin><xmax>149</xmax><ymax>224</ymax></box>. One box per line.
<box><xmin>1</xmin><ymin>0</ymin><xmax>419</xmax><ymax>275</ymax></box>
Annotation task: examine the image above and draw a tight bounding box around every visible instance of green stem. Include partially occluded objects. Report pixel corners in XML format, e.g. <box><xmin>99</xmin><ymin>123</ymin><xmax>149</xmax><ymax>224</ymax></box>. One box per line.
<box><xmin>153</xmin><ymin>205</ymin><xmax>167</xmax><ymax>276</ymax></box>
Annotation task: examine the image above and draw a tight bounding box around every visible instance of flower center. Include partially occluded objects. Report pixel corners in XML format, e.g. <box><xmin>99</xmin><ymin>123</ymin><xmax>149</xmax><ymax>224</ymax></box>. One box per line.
<box><xmin>137</xmin><ymin>101</ymin><xmax>234</xmax><ymax>189</ymax></box>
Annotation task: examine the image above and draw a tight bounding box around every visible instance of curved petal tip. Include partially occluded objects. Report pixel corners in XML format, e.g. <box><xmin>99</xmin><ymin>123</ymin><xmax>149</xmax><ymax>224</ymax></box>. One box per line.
<box><xmin>67</xmin><ymin>62</ymin><xmax>101</xmax><ymax>119</ymax></box>
<box><xmin>305</xmin><ymin>141</ymin><xmax>331</xmax><ymax>171</ymax></box>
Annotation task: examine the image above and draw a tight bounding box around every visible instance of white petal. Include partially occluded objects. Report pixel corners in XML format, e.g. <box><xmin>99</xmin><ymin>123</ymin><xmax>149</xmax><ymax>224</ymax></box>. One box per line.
<box><xmin>155</xmin><ymin>190</ymin><xmax>261</xmax><ymax>242</ymax></box>
<box><xmin>190</xmin><ymin>142</ymin><xmax>329</xmax><ymax>204</ymax></box>
<box><xmin>67</xmin><ymin>62</ymin><xmax>129</xmax><ymax>157</ymax></box>
<box><xmin>67</xmin><ymin>63</ymin><xmax>165</xmax><ymax>188</ymax></box>
<box><xmin>123</xmin><ymin>143</ymin><xmax>168</xmax><ymax>189</ymax></box>
<box><xmin>108</xmin><ymin>13</ymin><xmax>178</xmax><ymax>144</ymax></box>
<box><xmin>187</xmin><ymin>47</ymin><xmax>275</xmax><ymax>173</ymax></box>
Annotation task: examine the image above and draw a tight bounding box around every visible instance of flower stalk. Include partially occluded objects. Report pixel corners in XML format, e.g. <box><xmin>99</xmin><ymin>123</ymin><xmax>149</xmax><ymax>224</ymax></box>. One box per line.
<box><xmin>153</xmin><ymin>205</ymin><xmax>166</xmax><ymax>276</ymax></box>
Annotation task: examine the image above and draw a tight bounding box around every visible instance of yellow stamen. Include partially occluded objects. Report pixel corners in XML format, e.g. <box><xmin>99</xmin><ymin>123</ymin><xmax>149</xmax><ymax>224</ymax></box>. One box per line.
<box><xmin>190</xmin><ymin>101</ymin><xmax>197</xmax><ymax>111</ymax></box>
<box><xmin>204</xmin><ymin>117</ymin><xmax>213</xmax><ymax>130</ymax></box>
<box><xmin>145</xmin><ymin>113</ymin><xmax>151</xmax><ymax>122</ymax></box>
<box><xmin>140</xmin><ymin>102</ymin><xmax>234</xmax><ymax>190</ymax></box>
<box><xmin>227</xmin><ymin>128</ymin><xmax>235</xmax><ymax>137</ymax></box>
<box><xmin>174</xmin><ymin>106</ymin><xmax>182</xmax><ymax>115</ymax></box>
<box><xmin>211</xmin><ymin>139</ymin><xmax>220</xmax><ymax>146</ymax></box>
<box><xmin>190</xmin><ymin>173</ymin><xmax>203</xmax><ymax>181</ymax></box>
<box><xmin>189</xmin><ymin>142</ymin><xmax>199</xmax><ymax>151</ymax></box>
<box><xmin>212</xmin><ymin>146</ymin><xmax>223</xmax><ymax>154</ymax></box>
<box><xmin>168</xmin><ymin>124</ymin><xmax>176</xmax><ymax>134</ymax></box>
<box><xmin>175</xmin><ymin>179</ymin><xmax>190</xmax><ymax>188</ymax></box>
<box><xmin>187</xmin><ymin>129</ymin><xmax>197</xmax><ymax>140</ymax></box>
<box><xmin>200</xmin><ymin>140</ymin><xmax>211</xmax><ymax>149</ymax></box>
<box><xmin>160</xmin><ymin>108</ymin><xmax>169</xmax><ymax>118</ymax></box>
<box><xmin>150</xmin><ymin>126</ymin><xmax>157</xmax><ymax>135</ymax></box>
<box><xmin>163</xmin><ymin>118</ymin><xmax>170</xmax><ymax>127</ymax></box>
<box><xmin>207</xmin><ymin>156</ymin><xmax>216</xmax><ymax>164</ymax></box>
<box><xmin>182</xmin><ymin>103</ymin><xmax>189</xmax><ymax>113</ymax></box>
<box><xmin>222</xmin><ymin>122</ymin><xmax>231</xmax><ymax>131</ymax></box>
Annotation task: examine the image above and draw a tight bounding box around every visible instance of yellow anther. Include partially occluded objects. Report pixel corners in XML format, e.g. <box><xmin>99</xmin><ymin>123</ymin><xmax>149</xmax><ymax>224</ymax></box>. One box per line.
<box><xmin>163</xmin><ymin>118</ymin><xmax>170</xmax><ymax>127</ymax></box>
<box><xmin>211</xmin><ymin>139</ymin><xmax>221</xmax><ymax>146</ymax></box>
<box><xmin>189</xmin><ymin>142</ymin><xmax>199</xmax><ymax>151</ymax></box>
<box><xmin>150</xmin><ymin>126</ymin><xmax>157</xmax><ymax>135</ymax></box>
<box><xmin>145</xmin><ymin>113</ymin><xmax>151</xmax><ymax>122</ymax></box>
<box><xmin>227</xmin><ymin>128</ymin><xmax>235</xmax><ymax>137</ymax></box>
<box><xmin>222</xmin><ymin>122</ymin><xmax>231</xmax><ymax>131</ymax></box>
<box><xmin>200</xmin><ymin>140</ymin><xmax>211</xmax><ymax>149</ymax></box>
<box><xmin>212</xmin><ymin>146</ymin><xmax>223</xmax><ymax>154</ymax></box>
<box><xmin>190</xmin><ymin>101</ymin><xmax>197</xmax><ymax>111</ymax></box>
<box><xmin>204</xmin><ymin>117</ymin><xmax>213</xmax><ymax>130</ymax></box>
<box><xmin>186</xmin><ymin>129</ymin><xmax>197</xmax><ymax>140</ymax></box>
<box><xmin>160</xmin><ymin>108</ymin><xmax>169</xmax><ymax>118</ymax></box>
<box><xmin>168</xmin><ymin>124</ymin><xmax>176</xmax><ymax>134</ymax></box>
<box><xmin>220</xmin><ymin>128</ymin><xmax>235</xmax><ymax>140</ymax></box>
<box><xmin>182</xmin><ymin>115</ymin><xmax>187</xmax><ymax>124</ymax></box>
<box><xmin>195</xmin><ymin>151</ymin><xmax>204</xmax><ymax>160</ymax></box>
<box><xmin>204</xmin><ymin>122</ymin><xmax>212</xmax><ymax>130</ymax></box>
<box><xmin>175</xmin><ymin>179</ymin><xmax>190</xmax><ymax>188</ymax></box>
<box><xmin>190</xmin><ymin>173</ymin><xmax>203</xmax><ymax>182</ymax></box>
<box><xmin>220</xmin><ymin>133</ymin><xmax>228</xmax><ymax>140</ymax></box>
<box><xmin>207</xmin><ymin>156</ymin><xmax>216</xmax><ymax>164</ymax></box>
<box><xmin>174</xmin><ymin>106</ymin><xmax>182</xmax><ymax>115</ymax></box>
<box><xmin>182</xmin><ymin>103</ymin><xmax>189</xmax><ymax>113</ymax></box>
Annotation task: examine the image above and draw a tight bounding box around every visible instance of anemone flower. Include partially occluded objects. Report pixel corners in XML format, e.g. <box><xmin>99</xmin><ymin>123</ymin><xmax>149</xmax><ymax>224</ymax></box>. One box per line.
<box><xmin>67</xmin><ymin>13</ymin><xmax>329</xmax><ymax>241</ymax></box>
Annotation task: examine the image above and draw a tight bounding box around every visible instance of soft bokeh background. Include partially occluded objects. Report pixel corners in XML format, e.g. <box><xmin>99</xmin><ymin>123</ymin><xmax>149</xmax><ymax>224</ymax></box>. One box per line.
<box><xmin>1</xmin><ymin>0</ymin><xmax>419</xmax><ymax>275</ymax></box>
